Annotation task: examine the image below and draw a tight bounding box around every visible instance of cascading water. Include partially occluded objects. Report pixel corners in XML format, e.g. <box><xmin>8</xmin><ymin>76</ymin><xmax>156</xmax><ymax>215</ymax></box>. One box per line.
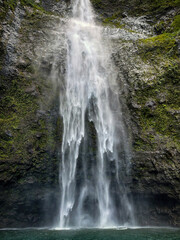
<box><xmin>58</xmin><ymin>0</ymin><xmax>135</xmax><ymax>228</ymax></box>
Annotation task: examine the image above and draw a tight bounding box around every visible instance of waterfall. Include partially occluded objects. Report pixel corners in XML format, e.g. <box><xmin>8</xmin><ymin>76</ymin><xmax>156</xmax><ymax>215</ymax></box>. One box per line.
<box><xmin>57</xmin><ymin>0</ymin><xmax>134</xmax><ymax>228</ymax></box>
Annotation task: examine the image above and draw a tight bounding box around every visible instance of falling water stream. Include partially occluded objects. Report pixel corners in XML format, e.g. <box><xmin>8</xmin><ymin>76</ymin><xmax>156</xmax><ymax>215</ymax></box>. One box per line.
<box><xmin>58</xmin><ymin>0</ymin><xmax>134</xmax><ymax>228</ymax></box>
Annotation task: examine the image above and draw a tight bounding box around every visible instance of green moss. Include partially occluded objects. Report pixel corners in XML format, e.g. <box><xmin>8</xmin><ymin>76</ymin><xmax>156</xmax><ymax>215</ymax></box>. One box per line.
<box><xmin>91</xmin><ymin>0</ymin><xmax>103</xmax><ymax>9</ymax></box>
<box><xmin>150</xmin><ymin>0</ymin><xmax>180</xmax><ymax>9</ymax></box>
<box><xmin>0</xmin><ymin>75</ymin><xmax>37</xmax><ymax>158</ymax></box>
<box><xmin>133</xmin><ymin>24</ymin><xmax>180</xmax><ymax>152</ymax></box>
<box><xmin>138</xmin><ymin>32</ymin><xmax>180</xmax><ymax>72</ymax></box>
<box><xmin>154</xmin><ymin>20</ymin><xmax>169</xmax><ymax>34</ymax></box>
<box><xmin>4</xmin><ymin>0</ymin><xmax>18</xmax><ymax>11</ymax></box>
<box><xmin>130</xmin><ymin>0</ymin><xmax>180</xmax><ymax>16</ymax></box>
<box><xmin>0</xmin><ymin>73</ymin><xmax>60</xmax><ymax>183</ymax></box>
<box><xmin>2</xmin><ymin>0</ymin><xmax>45</xmax><ymax>16</ymax></box>
<box><xmin>92</xmin><ymin>0</ymin><xmax>180</xmax><ymax>19</ymax></box>
<box><xmin>20</xmin><ymin>0</ymin><xmax>45</xmax><ymax>11</ymax></box>
<box><xmin>103</xmin><ymin>16</ymin><xmax>124</xmax><ymax>28</ymax></box>
<box><xmin>140</xmin><ymin>33</ymin><xmax>177</xmax><ymax>54</ymax></box>
<box><xmin>171</xmin><ymin>15</ymin><xmax>180</xmax><ymax>32</ymax></box>
<box><xmin>133</xmin><ymin>61</ymin><xmax>180</xmax><ymax>151</ymax></box>
<box><xmin>0</xmin><ymin>0</ymin><xmax>62</xmax><ymax>187</ymax></box>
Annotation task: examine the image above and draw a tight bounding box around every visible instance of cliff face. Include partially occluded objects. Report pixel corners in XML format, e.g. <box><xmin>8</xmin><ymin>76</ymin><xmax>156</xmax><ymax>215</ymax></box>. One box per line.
<box><xmin>99</xmin><ymin>1</ymin><xmax>180</xmax><ymax>226</ymax></box>
<box><xmin>0</xmin><ymin>0</ymin><xmax>179</xmax><ymax>227</ymax></box>
<box><xmin>0</xmin><ymin>0</ymin><xmax>67</xmax><ymax>227</ymax></box>
<box><xmin>95</xmin><ymin>0</ymin><xmax>180</xmax><ymax>227</ymax></box>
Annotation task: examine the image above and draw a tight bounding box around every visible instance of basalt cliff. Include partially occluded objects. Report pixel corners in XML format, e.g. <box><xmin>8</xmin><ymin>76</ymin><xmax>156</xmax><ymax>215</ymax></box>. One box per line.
<box><xmin>0</xmin><ymin>0</ymin><xmax>179</xmax><ymax>227</ymax></box>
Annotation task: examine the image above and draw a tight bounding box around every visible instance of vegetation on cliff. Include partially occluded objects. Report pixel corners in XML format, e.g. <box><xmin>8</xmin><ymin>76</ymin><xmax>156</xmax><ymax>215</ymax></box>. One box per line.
<box><xmin>0</xmin><ymin>0</ymin><xmax>58</xmax><ymax>185</ymax></box>
<box><xmin>133</xmin><ymin>31</ymin><xmax>180</xmax><ymax>151</ymax></box>
<box><xmin>91</xmin><ymin>0</ymin><xmax>180</xmax><ymax>153</ymax></box>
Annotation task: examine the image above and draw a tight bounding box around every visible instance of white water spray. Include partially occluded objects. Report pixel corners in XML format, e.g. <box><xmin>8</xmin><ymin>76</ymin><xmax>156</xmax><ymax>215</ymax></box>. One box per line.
<box><xmin>58</xmin><ymin>0</ymin><xmax>134</xmax><ymax>228</ymax></box>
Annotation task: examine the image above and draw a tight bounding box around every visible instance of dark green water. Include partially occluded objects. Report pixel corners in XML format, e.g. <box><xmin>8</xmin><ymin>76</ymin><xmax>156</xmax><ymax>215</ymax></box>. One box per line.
<box><xmin>0</xmin><ymin>228</ymin><xmax>180</xmax><ymax>240</ymax></box>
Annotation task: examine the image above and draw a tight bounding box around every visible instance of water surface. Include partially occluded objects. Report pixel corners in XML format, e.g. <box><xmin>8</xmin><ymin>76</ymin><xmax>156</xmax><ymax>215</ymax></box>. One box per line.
<box><xmin>0</xmin><ymin>228</ymin><xmax>180</xmax><ymax>240</ymax></box>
